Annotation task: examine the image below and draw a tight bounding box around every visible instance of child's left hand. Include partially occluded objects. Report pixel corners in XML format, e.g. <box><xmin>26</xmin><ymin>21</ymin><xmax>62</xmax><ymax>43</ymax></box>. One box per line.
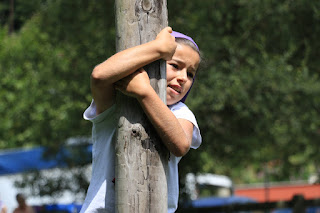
<box><xmin>114</xmin><ymin>68</ymin><xmax>151</xmax><ymax>99</ymax></box>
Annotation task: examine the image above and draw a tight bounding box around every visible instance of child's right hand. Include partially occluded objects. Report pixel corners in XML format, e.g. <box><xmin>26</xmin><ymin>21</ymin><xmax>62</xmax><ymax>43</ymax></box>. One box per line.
<box><xmin>114</xmin><ymin>68</ymin><xmax>151</xmax><ymax>100</ymax></box>
<box><xmin>155</xmin><ymin>27</ymin><xmax>177</xmax><ymax>61</ymax></box>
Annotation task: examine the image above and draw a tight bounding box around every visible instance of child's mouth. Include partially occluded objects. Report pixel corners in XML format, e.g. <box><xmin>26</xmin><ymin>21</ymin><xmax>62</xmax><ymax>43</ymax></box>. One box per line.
<box><xmin>168</xmin><ymin>85</ymin><xmax>181</xmax><ymax>94</ymax></box>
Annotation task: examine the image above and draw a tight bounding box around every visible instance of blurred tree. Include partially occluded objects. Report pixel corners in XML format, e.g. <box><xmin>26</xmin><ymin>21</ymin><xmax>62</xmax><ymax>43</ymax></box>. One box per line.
<box><xmin>0</xmin><ymin>0</ymin><xmax>48</xmax><ymax>33</ymax></box>
<box><xmin>169</xmin><ymin>0</ymin><xmax>320</xmax><ymax>183</ymax></box>
<box><xmin>0</xmin><ymin>0</ymin><xmax>115</xmax><ymax>199</ymax></box>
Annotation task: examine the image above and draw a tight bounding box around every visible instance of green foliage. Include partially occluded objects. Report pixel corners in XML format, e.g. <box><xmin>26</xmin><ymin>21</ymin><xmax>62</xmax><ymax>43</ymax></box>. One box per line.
<box><xmin>0</xmin><ymin>0</ymin><xmax>115</xmax><ymax>198</ymax></box>
<box><xmin>0</xmin><ymin>0</ymin><xmax>115</xmax><ymax>149</ymax></box>
<box><xmin>0</xmin><ymin>0</ymin><xmax>47</xmax><ymax>31</ymax></box>
<box><xmin>171</xmin><ymin>0</ymin><xmax>320</xmax><ymax>183</ymax></box>
<box><xmin>1</xmin><ymin>19</ymin><xmax>84</xmax><ymax>149</ymax></box>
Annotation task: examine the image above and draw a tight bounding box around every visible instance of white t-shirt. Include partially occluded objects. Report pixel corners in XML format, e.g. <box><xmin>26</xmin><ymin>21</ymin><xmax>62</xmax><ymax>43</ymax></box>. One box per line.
<box><xmin>80</xmin><ymin>101</ymin><xmax>201</xmax><ymax>213</ymax></box>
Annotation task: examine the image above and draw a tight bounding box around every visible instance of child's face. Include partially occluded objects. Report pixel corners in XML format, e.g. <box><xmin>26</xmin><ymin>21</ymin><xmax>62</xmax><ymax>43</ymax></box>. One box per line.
<box><xmin>166</xmin><ymin>44</ymin><xmax>200</xmax><ymax>105</ymax></box>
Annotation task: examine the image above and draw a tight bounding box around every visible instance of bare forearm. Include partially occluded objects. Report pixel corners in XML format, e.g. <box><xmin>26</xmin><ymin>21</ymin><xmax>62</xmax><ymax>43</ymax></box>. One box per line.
<box><xmin>91</xmin><ymin>41</ymin><xmax>163</xmax><ymax>114</ymax></box>
<box><xmin>91</xmin><ymin>40</ymin><xmax>163</xmax><ymax>85</ymax></box>
<box><xmin>90</xmin><ymin>27</ymin><xmax>176</xmax><ymax>114</ymax></box>
<box><xmin>137</xmin><ymin>89</ymin><xmax>192</xmax><ymax>157</ymax></box>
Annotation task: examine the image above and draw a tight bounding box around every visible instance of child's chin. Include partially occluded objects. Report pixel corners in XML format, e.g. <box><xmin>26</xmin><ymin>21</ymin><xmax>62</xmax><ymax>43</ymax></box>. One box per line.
<box><xmin>167</xmin><ymin>99</ymin><xmax>180</xmax><ymax>106</ymax></box>
<box><xmin>167</xmin><ymin>100</ymin><xmax>175</xmax><ymax>105</ymax></box>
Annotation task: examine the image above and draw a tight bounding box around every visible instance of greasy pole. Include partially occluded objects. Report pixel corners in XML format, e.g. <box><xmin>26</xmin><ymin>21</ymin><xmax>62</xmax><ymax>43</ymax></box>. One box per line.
<box><xmin>114</xmin><ymin>0</ymin><xmax>168</xmax><ymax>212</ymax></box>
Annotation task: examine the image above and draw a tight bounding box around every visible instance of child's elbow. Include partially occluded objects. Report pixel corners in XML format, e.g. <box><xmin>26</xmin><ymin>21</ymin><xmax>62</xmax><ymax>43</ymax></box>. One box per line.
<box><xmin>91</xmin><ymin>66</ymin><xmax>103</xmax><ymax>81</ymax></box>
<box><xmin>91</xmin><ymin>66</ymin><xmax>109</xmax><ymax>86</ymax></box>
<box><xmin>172</xmin><ymin>143</ymin><xmax>190</xmax><ymax>157</ymax></box>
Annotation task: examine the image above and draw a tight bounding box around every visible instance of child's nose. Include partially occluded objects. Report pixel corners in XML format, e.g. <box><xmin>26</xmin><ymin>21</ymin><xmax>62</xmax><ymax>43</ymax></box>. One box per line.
<box><xmin>177</xmin><ymin>70</ymin><xmax>188</xmax><ymax>83</ymax></box>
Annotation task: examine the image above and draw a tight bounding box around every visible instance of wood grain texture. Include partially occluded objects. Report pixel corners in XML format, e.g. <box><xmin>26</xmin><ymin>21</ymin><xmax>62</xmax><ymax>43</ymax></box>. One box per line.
<box><xmin>114</xmin><ymin>0</ymin><xmax>168</xmax><ymax>212</ymax></box>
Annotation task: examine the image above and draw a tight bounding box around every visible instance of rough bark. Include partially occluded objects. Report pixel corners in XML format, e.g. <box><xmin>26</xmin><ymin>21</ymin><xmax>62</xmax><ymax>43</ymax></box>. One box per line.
<box><xmin>114</xmin><ymin>0</ymin><xmax>168</xmax><ymax>212</ymax></box>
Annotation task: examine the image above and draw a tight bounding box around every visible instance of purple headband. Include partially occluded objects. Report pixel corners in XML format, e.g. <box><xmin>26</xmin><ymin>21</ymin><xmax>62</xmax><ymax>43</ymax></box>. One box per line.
<box><xmin>171</xmin><ymin>31</ymin><xmax>199</xmax><ymax>51</ymax></box>
<box><xmin>171</xmin><ymin>31</ymin><xmax>199</xmax><ymax>103</ymax></box>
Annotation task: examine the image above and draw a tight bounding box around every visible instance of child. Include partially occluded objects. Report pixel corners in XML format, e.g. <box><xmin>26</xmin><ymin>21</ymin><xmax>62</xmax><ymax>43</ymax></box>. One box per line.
<box><xmin>81</xmin><ymin>27</ymin><xmax>202</xmax><ymax>213</ymax></box>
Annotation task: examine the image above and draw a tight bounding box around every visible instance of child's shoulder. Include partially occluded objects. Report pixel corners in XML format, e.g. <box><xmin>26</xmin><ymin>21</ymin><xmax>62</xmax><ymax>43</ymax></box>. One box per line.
<box><xmin>168</xmin><ymin>101</ymin><xmax>190</xmax><ymax>111</ymax></box>
<box><xmin>84</xmin><ymin>100</ymin><xmax>118</xmax><ymax>123</ymax></box>
<box><xmin>169</xmin><ymin>101</ymin><xmax>195</xmax><ymax>119</ymax></box>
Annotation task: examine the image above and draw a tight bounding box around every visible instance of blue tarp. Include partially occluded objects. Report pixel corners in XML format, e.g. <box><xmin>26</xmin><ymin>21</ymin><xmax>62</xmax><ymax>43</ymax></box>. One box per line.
<box><xmin>0</xmin><ymin>145</ymin><xmax>92</xmax><ymax>176</ymax></box>
<box><xmin>185</xmin><ymin>195</ymin><xmax>257</xmax><ymax>208</ymax></box>
<box><xmin>34</xmin><ymin>204</ymin><xmax>83</xmax><ymax>213</ymax></box>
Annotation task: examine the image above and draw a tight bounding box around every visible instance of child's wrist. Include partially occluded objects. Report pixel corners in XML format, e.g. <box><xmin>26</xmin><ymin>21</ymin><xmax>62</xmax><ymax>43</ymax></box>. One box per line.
<box><xmin>136</xmin><ymin>85</ymin><xmax>156</xmax><ymax>102</ymax></box>
<box><xmin>150</xmin><ymin>39</ymin><xmax>167</xmax><ymax>60</ymax></box>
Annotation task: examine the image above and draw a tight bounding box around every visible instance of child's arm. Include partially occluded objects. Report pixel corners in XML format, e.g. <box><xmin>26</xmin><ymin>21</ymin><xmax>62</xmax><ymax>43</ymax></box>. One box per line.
<box><xmin>115</xmin><ymin>69</ymin><xmax>193</xmax><ymax>157</ymax></box>
<box><xmin>91</xmin><ymin>27</ymin><xmax>177</xmax><ymax>114</ymax></box>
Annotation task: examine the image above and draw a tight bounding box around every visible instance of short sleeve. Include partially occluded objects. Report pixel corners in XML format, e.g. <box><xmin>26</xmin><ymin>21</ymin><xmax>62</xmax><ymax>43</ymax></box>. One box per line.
<box><xmin>169</xmin><ymin>102</ymin><xmax>202</xmax><ymax>149</ymax></box>
<box><xmin>83</xmin><ymin>100</ymin><xmax>117</xmax><ymax>124</ymax></box>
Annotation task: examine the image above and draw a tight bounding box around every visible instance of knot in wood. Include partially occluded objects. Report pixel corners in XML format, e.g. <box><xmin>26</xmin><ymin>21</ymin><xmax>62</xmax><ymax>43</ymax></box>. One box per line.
<box><xmin>131</xmin><ymin>127</ymin><xmax>141</xmax><ymax>138</ymax></box>
<box><xmin>135</xmin><ymin>0</ymin><xmax>162</xmax><ymax>15</ymax></box>
<box><xmin>142</xmin><ymin>0</ymin><xmax>152</xmax><ymax>11</ymax></box>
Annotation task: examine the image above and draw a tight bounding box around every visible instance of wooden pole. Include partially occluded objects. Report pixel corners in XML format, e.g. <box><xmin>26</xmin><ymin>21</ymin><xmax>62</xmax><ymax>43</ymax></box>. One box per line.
<box><xmin>114</xmin><ymin>0</ymin><xmax>168</xmax><ymax>212</ymax></box>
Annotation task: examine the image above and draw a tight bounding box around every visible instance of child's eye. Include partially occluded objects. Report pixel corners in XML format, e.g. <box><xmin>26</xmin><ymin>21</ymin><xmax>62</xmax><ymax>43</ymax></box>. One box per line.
<box><xmin>170</xmin><ymin>64</ymin><xmax>179</xmax><ymax>69</ymax></box>
<box><xmin>187</xmin><ymin>72</ymin><xmax>195</xmax><ymax>78</ymax></box>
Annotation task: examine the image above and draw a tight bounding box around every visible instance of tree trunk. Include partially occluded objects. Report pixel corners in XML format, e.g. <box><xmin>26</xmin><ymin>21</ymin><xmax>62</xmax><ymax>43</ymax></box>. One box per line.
<box><xmin>9</xmin><ymin>0</ymin><xmax>15</xmax><ymax>34</ymax></box>
<box><xmin>114</xmin><ymin>0</ymin><xmax>168</xmax><ymax>212</ymax></box>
